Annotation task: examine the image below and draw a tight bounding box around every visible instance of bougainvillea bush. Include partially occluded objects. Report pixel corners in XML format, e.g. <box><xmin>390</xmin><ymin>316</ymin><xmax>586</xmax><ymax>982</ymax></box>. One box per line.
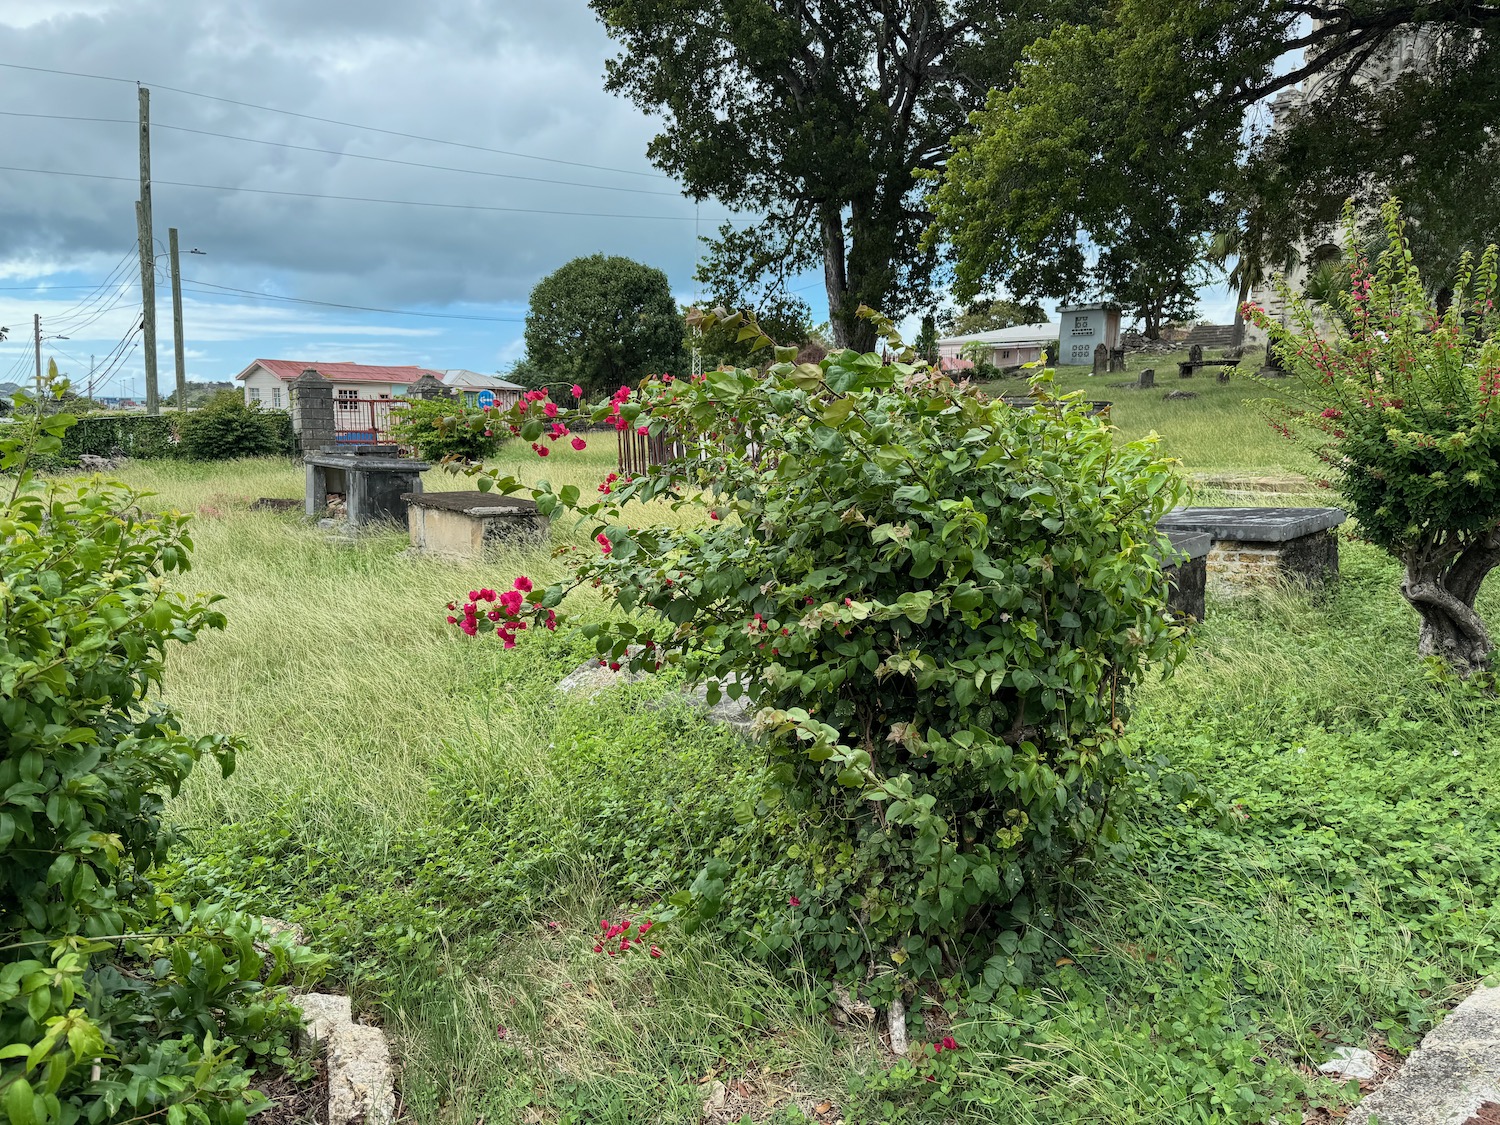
<box><xmin>1249</xmin><ymin>200</ymin><xmax>1500</xmax><ymax>676</ymax></box>
<box><xmin>1</xmin><ymin>386</ymin><xmax>321</xmax><ymax>1125</ymax></box>
<box><xmin>446</xmin><ymin>310</ymin><xmax>1187</xmax><ymax>980</ymax></box>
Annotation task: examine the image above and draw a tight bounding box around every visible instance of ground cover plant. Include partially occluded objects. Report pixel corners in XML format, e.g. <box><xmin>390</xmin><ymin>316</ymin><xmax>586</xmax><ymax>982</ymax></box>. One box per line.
<box><xmin>388</xmin><ymin>397</ymin><xmax>510</xmax><ymax>463</ymax></box>
<box><xmin>120</xmin><ymin>333</ymin><xmax>1498</xmax><ymax>1122</ymax></box>
<box><xmin>0</xmin><ymin>388</ymin><xmax>320</xmax><ymax>1125</ymax></box>
<box><xmin>1250</xmin><ymin>200</ymin><xmax>1500</xmax><ymax>674</ymax></box>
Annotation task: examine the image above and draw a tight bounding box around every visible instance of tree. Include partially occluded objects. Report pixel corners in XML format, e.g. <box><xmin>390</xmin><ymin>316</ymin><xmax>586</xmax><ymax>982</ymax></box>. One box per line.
<box><xmin>1249</xmin><ymin>201</ymin><xmax>1500</xmax><ymax>675</ymax></box>
<box><xmin>164</xmin><ymin>380</ymin><xmax>235</xmax><ymax>409</ymax></box>
<box><xmin>943</xmin><ymin>297</ymin><xmax>1048</xmax><ymax>336</ymax></box>
<box><xmin>524</xmin><ymin>255</ymin><xmax>686</xmax><ymax>398</ymax></box>
<box><xmin>589</xmin><ymin>1</ymin><xmax>1067</xmax><ymax>351</ymax></box>
<box><xmin>926</xmin><ymin>21</ymin><xmax>1223</xmax><ymax>338</ymax></box>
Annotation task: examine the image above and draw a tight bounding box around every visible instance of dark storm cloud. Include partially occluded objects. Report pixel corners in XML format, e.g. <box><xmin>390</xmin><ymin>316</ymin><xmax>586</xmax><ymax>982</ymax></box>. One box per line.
<box><xmin>0</xmin><ymin>0</ymin><xmax>717</xmax><ymax>306</ymax></box>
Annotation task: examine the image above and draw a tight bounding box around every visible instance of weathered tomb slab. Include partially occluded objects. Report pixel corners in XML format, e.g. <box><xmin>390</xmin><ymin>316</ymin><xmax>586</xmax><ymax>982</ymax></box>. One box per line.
<box><xmin>1156</xmin><ymin>507</ymin><xmax>1346</xmax><ymax>594</ymax></box>
<box><xmin>403</xmin><ymin>490</ymin><xmax>549</xmax><ymax>558</ymax></box>
<box><xmin>1157</xmin><ymin>530</ymin><xmax>1211</xmax><ymax>622</ymax></box>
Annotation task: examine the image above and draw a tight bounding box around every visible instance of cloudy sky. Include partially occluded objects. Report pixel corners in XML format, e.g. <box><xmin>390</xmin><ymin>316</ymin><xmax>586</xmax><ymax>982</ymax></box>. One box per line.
<box><xmin>0</xmin><ymin>1</ymin><xmax>1234</xmax><ymax>399</ymax></box>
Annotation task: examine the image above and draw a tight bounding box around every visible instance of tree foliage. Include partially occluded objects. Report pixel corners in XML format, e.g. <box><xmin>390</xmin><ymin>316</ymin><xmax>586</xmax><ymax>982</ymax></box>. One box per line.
<box><xmin>1249</xmin><ymin>201</ymin><xmax>1500</xmax><ymax>675</ymax></box>
<box><xmin>926</xmin><ymin>20</ymin><xmax>1220</xmax><ymax>337</ymax></box>
<box><xmin>389</xmin><ymin>397</ymin><xmax>509</xmax><ymax>463</ymax></box>
<box><xmin>524</xmin><ymin>255</ymin><xmax>686</xmax><ymax>398</ymax></box>
<box><xmin>943</xmin><ymin>298</ymin><xmax>1049</xmax><ymax>336</ymax></box>
<box><xmin>445</xmin><ymin>309</ymin><xmax>1188</xmax><ymax>978</ymax></box>
<box><xmin>589</xmin><ymin>0</ymin><xmax>1065</xmax><ymax>349</ymax></box>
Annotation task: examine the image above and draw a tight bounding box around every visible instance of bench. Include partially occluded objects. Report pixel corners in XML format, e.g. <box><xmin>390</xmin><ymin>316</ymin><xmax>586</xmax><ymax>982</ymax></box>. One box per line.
<box><xmin>1177</xmin><ymin>359</ymin><xmax>1240</xmax><ymax>381</ymax></box>
<box><xmin>403</xmin><ymin>491</ymin><xmax>549</xmax><ymax>558</ymax></box>
<box><xmin>1156</xmin><ymin>507</ymin><xmax>1346</xmax><ymax>595</ymax></box>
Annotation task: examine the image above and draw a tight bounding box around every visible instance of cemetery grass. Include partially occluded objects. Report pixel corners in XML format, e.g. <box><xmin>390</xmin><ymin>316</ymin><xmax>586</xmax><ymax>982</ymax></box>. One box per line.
<box><xmin>115</xmin><ymin>453</ymin><xmax>1500</xmax><ymax>1125</ymax></box>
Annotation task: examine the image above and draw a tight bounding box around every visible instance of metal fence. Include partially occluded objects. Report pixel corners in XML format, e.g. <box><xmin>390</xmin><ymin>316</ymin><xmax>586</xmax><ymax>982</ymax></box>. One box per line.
<box><xmin>334</xmin><ymin>397</ymin><xmax>398</xmax><ymax>443</ymax></box>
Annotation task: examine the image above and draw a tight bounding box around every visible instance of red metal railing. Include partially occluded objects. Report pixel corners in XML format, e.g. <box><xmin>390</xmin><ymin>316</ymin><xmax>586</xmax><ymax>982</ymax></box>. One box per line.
<box><xmin>334</xmin><ymin>397</ymin><xmax>398</xmax><ymax>443</ymax></box>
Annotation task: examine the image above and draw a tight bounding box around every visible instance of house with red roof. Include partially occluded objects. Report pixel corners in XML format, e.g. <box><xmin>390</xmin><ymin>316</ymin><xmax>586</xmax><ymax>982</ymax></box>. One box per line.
<box><xmin>233</xmin><ymin>359</ymin><xmax>446</xmax><ymax>411</ymax></box>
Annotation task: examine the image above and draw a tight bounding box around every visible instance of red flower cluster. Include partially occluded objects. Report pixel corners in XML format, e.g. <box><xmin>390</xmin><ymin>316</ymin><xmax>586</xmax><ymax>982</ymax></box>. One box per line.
<box><xmin>597</xmin><ymin>532</ymin><xmax>613</xmax><ymax>555</ymax></box>
<box><xmin>447</xmin><ymin>576</ymin><xmax>555</xmax><ymax>647</ymax></box>
<box><xmin>932</xmin><ymin>1036</ymin><xmax>960</xmax><ymax>1054</ymax></box>
<box><xmin>599</xmin><ymin>472</ymin><xmax>619</xmax><ymax>494</ymax></box>
<box><xmin>592</xmin><ymin>918</ymin><xmax>660</xmax><ymax>958</ymax></box>
<box><xmin>606</xmin><ymin>385</ymin><xmax>635</xmax><ymax>433</ymax></box>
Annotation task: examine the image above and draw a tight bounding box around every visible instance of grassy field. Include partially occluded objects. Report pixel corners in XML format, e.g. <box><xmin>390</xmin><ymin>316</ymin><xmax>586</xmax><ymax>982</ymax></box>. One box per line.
<box><xmin>107</xmin><ymin>395</ymin><xmax>1500</xmax><ymax>1124</ymax></box>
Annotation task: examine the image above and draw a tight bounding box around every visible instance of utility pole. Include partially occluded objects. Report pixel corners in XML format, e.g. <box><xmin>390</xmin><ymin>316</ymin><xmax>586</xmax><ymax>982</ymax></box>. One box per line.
<box><xmin>33</xmin><ymin>313</ymin><xmax>41</xmax><ymax>402</ymax></box>
<box><xmin>137</xmin><ymin>85</ymin><xmax>158</xmax><ymax>415</ymax></box>
<box><xmin>87</xmin><ymin>354</ymin><xmax>95</xmax><ymax>403</ymax></box>
<box><xmin>169</xmin><ymin>226</ymin><xmax>185</xmax><ymax>408</ymax></box>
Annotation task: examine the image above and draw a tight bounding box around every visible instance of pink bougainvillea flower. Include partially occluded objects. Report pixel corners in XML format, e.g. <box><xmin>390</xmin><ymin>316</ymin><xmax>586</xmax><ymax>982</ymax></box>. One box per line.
<box><xmin>544</xmin><ymin>402</ymin><xmax>559</xmax><ymax>418</ymax></box>
<box><xmin>496</xmin><ymin>1025</ymin><xmax>508</xmax><ymax>1040</ymax></box>
<box><xmin>499</xmin><ymin>590</ymin><xmax>525</xmax><ymax>615</ymax></box>
<box><xmin>597</xmin><ymin>533</ymin><xmax>613</xmax><ymax>555</ymax></box>
<box><xmin>608</xmin><ymin>662</ymin><xmax>621</xmax><ymax>672</ymax></box>
<box><xmin>536</xmin><ymin>444</ymin><xmax>550</xmax><ymax>457</ymax></box>
<box><xmin>571</xmin><ymin>384</ymin><xmax>583</xmax><ymax>398</ymax></box>
<box><xmin>788</xmin><ymin>895</ymin><xmax>801</xmax><ymax>906</ymax></box>
<box><xmin>514</xmin><ymin>576</ymin><xmax>533</xmax><ymax>592</ymax></box>
<box><xmin>544</xmin><ymin>610</ymin><xmax>558</xmax><ymax>631</ymax></box>
<box><xmin>445</xmin><ymin>615</ymin><xmax>457</xmax><ymax>625</ymax></box>
<box><xmin>571</xmin><ymin>436</ymin><xmax>587</xmax><ymax>451</ymax></box>
<box><xmin>649</xmin><ymin>945</ymin><xmax>662</xmax><ymax>958</ymax></box>
<box><xmin>637</xmin><ymin>424</ymin><xmax>649</xmax><ymax>435</ymax></box>
<box><xmin>709</xmin><ymin>510</ymin><xmax>719</xmax><ymax>520</ymax></box>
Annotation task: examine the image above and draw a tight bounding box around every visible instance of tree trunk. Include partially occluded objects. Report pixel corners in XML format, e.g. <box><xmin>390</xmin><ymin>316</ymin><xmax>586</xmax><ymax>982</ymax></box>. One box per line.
<box><xmin>820</xmin><ymin>204</ymin><xmax>854</xmax><ymax>349</ymax></box>
<box><xmin>1401</xmin><ymin>536</ymin><xmax>1500</xmax><ymax>677</ymax></box>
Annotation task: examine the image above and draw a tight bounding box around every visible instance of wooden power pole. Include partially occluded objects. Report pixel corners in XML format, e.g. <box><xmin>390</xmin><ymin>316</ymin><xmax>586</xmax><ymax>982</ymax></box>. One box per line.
<box><xmin>169</xmin><ymin>227</ymin><xmax>185</xmax><ymax>407</ymax></box>
<box><xmin>137</xmin><ymin>85</ymin><xmax>158</xmax><ymax>415</ymax></box>
<box><xmin>33</xmin><ymin>313</ymin><xmax>41</xmax><ymax>401</ymax></box>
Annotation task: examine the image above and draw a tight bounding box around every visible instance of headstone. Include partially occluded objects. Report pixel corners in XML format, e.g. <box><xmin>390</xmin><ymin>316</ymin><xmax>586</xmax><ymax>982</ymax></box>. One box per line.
<box><xmin>1188</xmin><ymin>343</ymin><xmax>1204</xmax><ymax>364</ymax></box>
<box><xmin>1108</xmin><ymin>347</ymin><xmax>1127</xmax><ymax>373</ymax></box>
<box><xmin>1092</xmin><ymin>342</ymin><xmax>1109</xmax><ymax>377</ymax></box>
<box><xmin>289</xmin><ymin>369</ymin><xmax>335</xmax><ymax>456</ymax></box>
<box><xmin>1139</xmin><ymin>368</ymin><xmax>1155</xmax><ymax>389</ymax></box>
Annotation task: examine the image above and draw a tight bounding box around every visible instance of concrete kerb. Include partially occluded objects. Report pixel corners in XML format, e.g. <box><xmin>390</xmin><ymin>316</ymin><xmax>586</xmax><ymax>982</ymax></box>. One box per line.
<box><xmin>1345</xmin><ymin>984</ymin><xmax>1500</xmax><ymax>1125</ymax></box>
<box><xmin>292</xmin><ymin>992</ymin><xmax>397</xmax><ymax>1125</ymax></box>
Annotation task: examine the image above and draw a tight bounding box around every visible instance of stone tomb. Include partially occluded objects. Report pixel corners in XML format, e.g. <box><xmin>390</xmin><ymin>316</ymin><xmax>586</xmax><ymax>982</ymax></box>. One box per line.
<box><xmin>1156</xmin><ymin>507</ymin><xmax>1346</xmax><ymax>594</ymax></box>
<box><xmin>403</xmin><ymin>491</ymin><xmax>549</xmax><ymax>558</ymax></box>
<box><xmin>1157</xmin><ymin>530</ymin><xmax>1211</xmax><ymax>622</ymax></box>
<box><xmin>304</xmin><ymin>445</ymin><xmax>430</xmax><ymax>529</ymax></box>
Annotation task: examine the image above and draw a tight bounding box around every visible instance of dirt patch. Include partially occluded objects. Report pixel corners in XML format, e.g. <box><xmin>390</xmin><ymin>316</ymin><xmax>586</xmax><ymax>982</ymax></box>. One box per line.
<box><xmin>253</xmin><ymin>1056</ymin><xmax>328</xmax><ymax>1125</ymax></box>
<box><xmin>1464</xmin><ymin>1102</ymin><xmax>1500</xmax><ymax>1125</ymax></box>
<box><xmin>252</xmin><ymin>497</ymin><xmax>302</xmax><ymax>513</ymax></box>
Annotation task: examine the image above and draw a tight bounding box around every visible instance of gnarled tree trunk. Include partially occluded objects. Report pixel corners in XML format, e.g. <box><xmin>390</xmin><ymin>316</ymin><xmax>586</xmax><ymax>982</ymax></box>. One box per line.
<box><xmin>1401</xmin><ymin>532</ymin><xmax>1500</xmax><ymax>677</ymax></box>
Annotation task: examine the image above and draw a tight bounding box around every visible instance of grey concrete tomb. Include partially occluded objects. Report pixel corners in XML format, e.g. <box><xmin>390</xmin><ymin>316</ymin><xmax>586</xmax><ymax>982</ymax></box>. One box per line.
<box><xmin>1156</xmin><ymin>507</ymin><xmax>1346</xmax><ymax>595</ymax></box>
<box><xmin>304</xmin><ymin>444</ymin><xmax>431</xmax><ymax>529</ymax></box>
<box><xmin>1157</xmin><ymin>530</ymin><xmax>1211</xmax><ymax>622</ymax></box>
<box><xmin>403</xmin><ymin>490</ymin><xmax>550</xmax><ymax>558</ymax></box>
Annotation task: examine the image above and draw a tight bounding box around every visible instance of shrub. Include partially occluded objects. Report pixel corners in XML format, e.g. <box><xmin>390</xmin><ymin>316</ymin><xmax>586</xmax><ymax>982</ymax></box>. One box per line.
<box><xmin>1</xmin><ymin>390</ymin><xmax>321</xmax><ymax>1124</ymax></box>
<box><xmin>1248</xmin><ymin>200</ymin><xmax>1500</xmax><ymax>675</ymax></box>
<box><xmin>178</xmin><ymin>391</ymin><xmax>292</xmax><ymax>461</ymax></box>
<box><xmin>59</xmin><ymin>412</ymin><xmax>183</xmax><ymax>461</ymax></box>
<box><xmin>388</xmin><ymin>397</ymin><xmax>509</xmax><ymax>462</ymax></box>
<box><xmin>445</xmin><ymin>308</ymin><xmax>1187</xmax><ymax>981</ymax></box>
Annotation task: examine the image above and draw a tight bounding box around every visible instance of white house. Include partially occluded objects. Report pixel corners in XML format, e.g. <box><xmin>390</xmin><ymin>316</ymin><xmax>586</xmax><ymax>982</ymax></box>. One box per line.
<box><xmin>234</xmin><ymin>359</ymin><xmax>446</xmax><ymax>410</ymax></box>
<box><xmin>936</xmin><ymin>323</ymin><xmax>1057</xmax><ymax>370</ymax></box>
<box><xmin>441</xmin><ymin>369</ymin><xmax>524</xmax><ymax>408</ymax></box>
<box><xmin>1055</xmin><ymin>303</ymin><xmax>1123</xmax><ymax>367</ymax></box>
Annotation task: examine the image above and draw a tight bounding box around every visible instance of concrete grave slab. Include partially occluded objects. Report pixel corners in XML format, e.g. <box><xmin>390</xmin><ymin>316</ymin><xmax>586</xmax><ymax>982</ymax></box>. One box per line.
<box><xmin>1157</xmin><ymin>507</ymin><xmax>1346</xmax><ymax>595</ymax></box>
<box><xmin>403</xmin><ymin>490</ymin><xmax>549</xmax><ymax>558</ymax></box>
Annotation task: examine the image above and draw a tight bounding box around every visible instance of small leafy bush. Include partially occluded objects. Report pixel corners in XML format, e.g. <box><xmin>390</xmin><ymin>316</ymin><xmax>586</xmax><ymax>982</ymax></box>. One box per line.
<box><xmin>178</xmin><ymin>391</ymin><xmax>292</xmax><ymax>461</ymax></box>
<box><xmin>0</xmin><ymin>389</ymin><xmax>321</xmax><ymax>1125</ymax></box>
<box><xmin>59</xmin><ymin>413</ymin><xmax>182</xmax><ymax>462</ymax></box>
<box><xmin>389</xmin><ymin>397</ymin><xmax>509</xmax><ymax>462</ymax></box>
<box><xmin>446</xmin><ymin>308</ymin><xmax>1187</xmax><ymax>980</ymax></box>
<box><xmin>1249</xmin><ymin>199</ymin><xmax>1500</xmax><ymax>675</ymax></box>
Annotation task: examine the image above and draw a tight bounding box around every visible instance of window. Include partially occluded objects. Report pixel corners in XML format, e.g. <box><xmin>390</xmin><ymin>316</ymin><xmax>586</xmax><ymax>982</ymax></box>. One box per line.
<box><xmin>1000</xmin><ymin>349</ymin><xmax>1012</xmax><ymax>359</ymax></box>
<box><xmin>248</xmin><ymin>387</ymin><xmax>262</xmax><ymax>403</ymax></box>
<box><xmin>337</xmin><ymin>388</ymin><xmax>359</xmax><ymax>410</ymax></box>
<box><xmin>271</xmin><ymin>387</ymin><xmax>282</xmax><ymax>409</ymax></box>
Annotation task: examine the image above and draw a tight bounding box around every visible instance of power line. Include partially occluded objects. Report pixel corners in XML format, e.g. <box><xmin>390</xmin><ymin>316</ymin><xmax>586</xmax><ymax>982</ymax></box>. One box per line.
<box><xmin>178</xmin><ymin>278</ymin><xmax>526</xmax><ymax>322</ymax></box>
<box><xmin>0</xmin><ymin>110</ymin><xmax>690</xmax><ymax>198</ymax></box>
<box><xmin>0</xmin><ymin>163</ymin><xmax>723</xmax><ymax>222</ymax></box>
<box><xmin>0</xmin><ymin>60</ymin><xmax>673</xmax><ymax>181</ymax></box>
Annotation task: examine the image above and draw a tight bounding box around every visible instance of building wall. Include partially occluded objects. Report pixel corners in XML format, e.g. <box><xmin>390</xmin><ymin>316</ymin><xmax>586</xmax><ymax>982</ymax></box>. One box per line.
<box><xmin>241</xmin><ymin>365</ymin><xmax>410</xmax><ymax>409</ymax></box>
<box><xmin>936</xmin><ymin>342</ymin><xmax>1048</xmax><ymax>367</ymax></box>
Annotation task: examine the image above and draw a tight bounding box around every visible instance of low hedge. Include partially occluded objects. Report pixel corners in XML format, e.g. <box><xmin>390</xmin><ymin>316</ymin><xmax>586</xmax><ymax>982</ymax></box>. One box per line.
<box><xmin>55</xmin><ymin>405</ymin><xmax>296</xmax><ymax>463</ymax></box>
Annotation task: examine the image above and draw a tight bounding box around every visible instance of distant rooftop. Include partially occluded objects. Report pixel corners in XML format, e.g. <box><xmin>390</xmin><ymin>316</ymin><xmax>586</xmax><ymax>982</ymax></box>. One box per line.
<box><xmin>441</xmin><ymin>369</ymin><xmax>525</xmax><ymax>391</ymax></box>
<box><xmin>235</xmin><ymin>359</ymin><xmax>445</xmax><ymax>385</ymax></box>
<box><xmin>938</xmin><ymin>322</ymin><xmax>1057</xmax><ymax>347</ymax></box>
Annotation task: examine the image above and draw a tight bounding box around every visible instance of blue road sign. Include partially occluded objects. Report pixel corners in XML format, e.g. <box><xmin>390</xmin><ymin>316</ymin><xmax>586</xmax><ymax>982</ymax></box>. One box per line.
<box><xmin>476</xmin><ymin>389</ymin><xmax>496</xmax><ymax>409</ymax></box>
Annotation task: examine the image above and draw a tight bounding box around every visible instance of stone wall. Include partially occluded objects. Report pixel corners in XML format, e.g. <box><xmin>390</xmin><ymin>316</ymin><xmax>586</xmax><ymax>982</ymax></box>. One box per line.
<box><xmin>1208</xmin><ymin>529</ymin><xmax>1339</xmax><ymax>594</ymax></box>
<box><xmin>289</xmin><ymin>369</ymin><xmax>335</xmax><ymax>455</ymax></box>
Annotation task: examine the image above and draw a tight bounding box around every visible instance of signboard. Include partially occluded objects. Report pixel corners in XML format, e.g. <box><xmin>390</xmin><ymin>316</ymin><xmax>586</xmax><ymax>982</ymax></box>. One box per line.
<box><xmin>476</xmin><ymin>389</ymin><xmax>496</xmax><ymax>410</ymax></box>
